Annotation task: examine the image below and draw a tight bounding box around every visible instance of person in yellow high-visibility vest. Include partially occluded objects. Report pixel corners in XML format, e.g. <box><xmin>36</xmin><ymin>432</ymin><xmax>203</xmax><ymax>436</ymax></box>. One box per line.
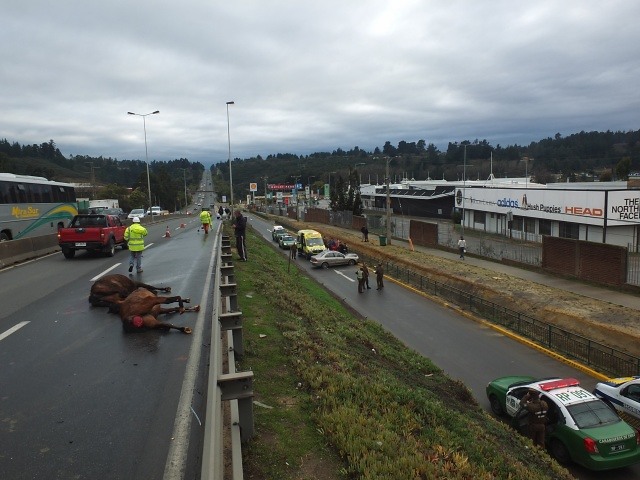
<box><xmin>200</xmin><ymin>208</ymin><xmax>212</xmax><ymax>234</ymax></box>
<box><xmin>124</xmin><ymin>217</ymin><xmax>148</xmax><ymax>273</ymax></box>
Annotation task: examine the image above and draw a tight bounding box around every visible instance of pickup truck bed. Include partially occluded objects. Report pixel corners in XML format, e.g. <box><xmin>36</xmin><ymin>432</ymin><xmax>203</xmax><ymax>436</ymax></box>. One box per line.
<box><xmin>58</xmin><ymin>214</ymin><xmax>128</xmax><ymax>259</ymax></box>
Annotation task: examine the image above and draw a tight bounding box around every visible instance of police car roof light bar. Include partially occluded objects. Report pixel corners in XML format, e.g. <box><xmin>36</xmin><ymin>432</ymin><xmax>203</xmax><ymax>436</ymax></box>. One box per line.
<box><xmin>539</xmin><ymin>378</ymin><xmax>580</xmax><ymax>391</ymax></box>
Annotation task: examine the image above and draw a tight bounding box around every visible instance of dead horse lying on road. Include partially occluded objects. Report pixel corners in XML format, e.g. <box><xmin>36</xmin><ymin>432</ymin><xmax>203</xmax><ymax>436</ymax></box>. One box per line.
<box><xmin>118</xmin><ymin>287</ymin><xmax>200</xmax><ymax>334</ymax></box>
<box><xmin>89</xmin><ymin>273</ymin><xmax>172</xmax><ymax>312</ymax></box>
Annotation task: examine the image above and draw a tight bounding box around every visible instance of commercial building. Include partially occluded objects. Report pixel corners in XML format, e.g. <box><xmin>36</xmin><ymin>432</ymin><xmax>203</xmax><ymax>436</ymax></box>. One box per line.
<box><xmin>360</xmin><ymin>176</ymin><xmax>640</xmax><ymax>251</ymax></box>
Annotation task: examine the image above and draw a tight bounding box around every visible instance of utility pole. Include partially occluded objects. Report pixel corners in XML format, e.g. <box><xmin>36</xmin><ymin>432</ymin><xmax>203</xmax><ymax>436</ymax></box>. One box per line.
<box><xmin>86</xmin><ymin>162</ymin><xmax>100</xmax><ymax>200</ymax></box>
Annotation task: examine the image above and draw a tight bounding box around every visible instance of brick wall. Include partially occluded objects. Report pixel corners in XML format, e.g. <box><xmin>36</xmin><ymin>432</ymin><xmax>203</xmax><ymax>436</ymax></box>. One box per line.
<box><xmin>542</xmin><ymin>236</ymin><xmax>627</xmax><ymax>286</ymax></box>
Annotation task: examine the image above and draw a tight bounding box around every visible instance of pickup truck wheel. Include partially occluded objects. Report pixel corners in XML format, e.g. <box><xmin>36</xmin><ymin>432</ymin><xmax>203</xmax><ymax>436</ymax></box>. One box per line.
<box><xmin>62</xmin><ymin>247</ymin><xmax>75</xmax><ymax>259</ymax></box>
<box><xmin>105</xmin><ymin>238</ymin><xmax>116</xmax><ymax>257</ymax></box>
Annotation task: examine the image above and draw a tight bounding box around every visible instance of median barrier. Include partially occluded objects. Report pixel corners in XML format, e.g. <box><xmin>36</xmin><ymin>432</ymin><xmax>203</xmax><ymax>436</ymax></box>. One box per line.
<box><xmin>0</xmin><ymin>234</ymin><xmax>60</xmax><ymax>268</ymax></box>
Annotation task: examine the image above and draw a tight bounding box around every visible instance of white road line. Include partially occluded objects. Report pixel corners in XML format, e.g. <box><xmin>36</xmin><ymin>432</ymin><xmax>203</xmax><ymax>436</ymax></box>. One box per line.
<box><xmin>90</xmin><ymin>263</ymin><xmax>122</xmax><ymax>282</ymax></box>
<box><xmin>145</xmin><ymin>243</ymin><xmax>155</xmax><ymax>249</ymax></box>
<box><xmin>335</xmin><ymin>270</ymin><xmax>356</xmax><ymax>282</ymax></box>
<box><xmin>0</xmin><ymin>321</ymin><xmax>30</xmax><ymax>342</ymax></box>
<box><xmin>163</xmin><ymin>226</ymin><xmax>219</xmax><ymax>479</ymax></box>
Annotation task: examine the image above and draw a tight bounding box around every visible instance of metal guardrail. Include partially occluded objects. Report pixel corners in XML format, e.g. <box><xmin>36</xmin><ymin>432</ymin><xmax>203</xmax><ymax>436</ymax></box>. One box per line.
<box><xmin>361</xmin><ymin>253</ymin><xmax>640</xmax><ymax>378</ymax></box>
<box><xmin>201</xmin><ymin>234</ymin><xmax>254</xmax><ymax>480</ymax></box>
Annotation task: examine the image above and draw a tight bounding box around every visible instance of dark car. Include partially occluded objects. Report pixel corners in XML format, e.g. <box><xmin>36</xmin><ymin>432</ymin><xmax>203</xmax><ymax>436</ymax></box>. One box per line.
<box><xmin>101</xmin><ymin>208</ymin><xmax>127</xmax><ymax>220</ymax></box>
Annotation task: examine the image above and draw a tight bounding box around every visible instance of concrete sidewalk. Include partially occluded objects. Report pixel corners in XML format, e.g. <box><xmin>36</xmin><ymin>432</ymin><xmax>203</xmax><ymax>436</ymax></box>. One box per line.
<box><xmin>389</xmin><ymin>237</ymin><xmax>640</xmax><ymax>312</ymax></box>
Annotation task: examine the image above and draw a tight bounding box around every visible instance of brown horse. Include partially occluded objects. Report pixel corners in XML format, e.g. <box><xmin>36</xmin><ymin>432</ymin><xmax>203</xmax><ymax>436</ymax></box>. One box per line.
<box><xmin>118</xmin><ymin>287</ymin><xmax>199</xmax><ymax>334</ymax></box>
<box><xmin>89</xmin><ymin>274</ymin><xmax>171</xmax><ymax>312</ymax></box>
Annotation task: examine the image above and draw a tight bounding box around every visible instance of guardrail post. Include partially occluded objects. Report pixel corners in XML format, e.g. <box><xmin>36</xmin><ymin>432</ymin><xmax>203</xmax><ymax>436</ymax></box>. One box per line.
<box><xmin>218</xmin><ymin>371</ymin><xmax>255</xmax><ymax>442</ymax></box>
<box><xmin>220</xmin><ymin>311</ymin><xmax>245</xmax><ymax>357</ymax></box>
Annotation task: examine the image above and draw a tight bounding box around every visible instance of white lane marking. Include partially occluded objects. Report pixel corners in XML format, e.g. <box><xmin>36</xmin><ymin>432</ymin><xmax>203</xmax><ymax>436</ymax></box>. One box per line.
<box><xmin>0</xmin><ymin>321</ymin><xmax>30</xmax><ymax>342</ymax></box>
<box><xmin>335</xmin><ymin>270</ymin><xmax>356</xmax><ymax>282</ymax></box>
<box><xmin>90</xmin><ymin>263</ymin><xmax>122</xmax><ymax>282</ymax></box>
<box><xmin>145</xmin><ymin>243</ymin><xmax>154</xmax><ymax>249</ymax></box>
<box><xmin>163</xmin><ymin>225</ymin><xmax>219</xmax><ymax>479</ymax></box>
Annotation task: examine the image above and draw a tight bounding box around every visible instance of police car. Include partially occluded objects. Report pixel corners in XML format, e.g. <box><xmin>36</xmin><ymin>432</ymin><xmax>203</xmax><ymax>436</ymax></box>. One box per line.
<box><xmin>594</xmin><ymin>377</ymin><xmax>640</xmax><ymax>428</ymax></box>
<box><xmin>486</xmin><ymin>375</ymin><xmax>640</xmax><ymax>470</ymax></box>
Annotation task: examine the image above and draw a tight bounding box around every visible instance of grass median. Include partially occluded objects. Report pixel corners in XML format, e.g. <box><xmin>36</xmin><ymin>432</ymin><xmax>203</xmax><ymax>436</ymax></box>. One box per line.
<box><xmin>231</xmin><ymin>226</ymin><xmax>573</xmax><ymax>479</ymax></box>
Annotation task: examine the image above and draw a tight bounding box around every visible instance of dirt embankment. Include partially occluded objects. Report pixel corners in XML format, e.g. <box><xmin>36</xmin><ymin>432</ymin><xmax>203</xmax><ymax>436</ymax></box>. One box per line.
<box><xmin>281</xmin><ymin>219</ymin><xmax>640</xmax><ymax>358</ymax></box>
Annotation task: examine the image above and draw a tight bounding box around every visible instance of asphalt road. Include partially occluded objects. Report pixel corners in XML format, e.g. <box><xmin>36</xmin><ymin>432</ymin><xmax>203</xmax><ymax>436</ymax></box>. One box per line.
<box><xmin>0</xmin><ymin>213</ymin><xmax>218</xmax><ymax>480</ymax></box>
<box><xmin>249</xmin><ymin>214</ymin><xmax>640</xmax><ymax>480</ymax></box>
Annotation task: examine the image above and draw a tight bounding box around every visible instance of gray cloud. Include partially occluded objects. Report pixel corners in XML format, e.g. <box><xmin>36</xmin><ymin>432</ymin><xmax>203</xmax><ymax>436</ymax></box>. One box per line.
<box><xmin>2</xmin><ymin>1</ymin><xmax>639</xmax><ymax>166</ymax></box>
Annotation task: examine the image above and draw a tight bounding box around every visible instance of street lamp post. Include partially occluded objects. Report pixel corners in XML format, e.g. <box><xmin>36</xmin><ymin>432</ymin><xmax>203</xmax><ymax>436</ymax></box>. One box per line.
<box><xmin>226</xmin><ymin>101</ymin><xmax>235</xmax><ymax>214</ymax></box>
<box><xmin>127</xmin><ymin>110</ymin><xmax>159</xmax><ymax>220</ymax></box>
<box><xmin>385</xmin><ymin>157</ymin><xmax>391</xmax><ymax>246</ymax></box>
<box><xmin>182</xmin><ymin>168</ymin><xmax>188</xmax><ymax>210</ymax></box>
<box><xmin>463</xmin><ymin>144</ymin><xmax>467</xmax><ymax>235</ymax></box>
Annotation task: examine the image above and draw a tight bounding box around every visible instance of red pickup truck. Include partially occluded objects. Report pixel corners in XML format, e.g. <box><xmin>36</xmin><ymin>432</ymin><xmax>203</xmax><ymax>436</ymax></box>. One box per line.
<box><xmin>58</xmin><ymin>214</ymin><xmax>128</xmax><ymax>259</ymax></box>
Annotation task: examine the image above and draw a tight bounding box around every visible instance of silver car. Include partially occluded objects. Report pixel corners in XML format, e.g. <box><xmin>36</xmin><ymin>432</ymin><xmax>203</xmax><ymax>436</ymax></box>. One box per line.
<box><xmin>310</xmin><ymin>250</ymin><xmax>359</xmax><ymax>269</ymax></box>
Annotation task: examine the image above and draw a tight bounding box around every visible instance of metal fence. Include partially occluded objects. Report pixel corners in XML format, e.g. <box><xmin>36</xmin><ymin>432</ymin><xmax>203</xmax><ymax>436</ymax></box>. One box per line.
<box><xmin>628</xmin><ymin>248</ymin><xmax>640</xmax><ymax>286</ymax></box>
<box><xmin>359</xmin><ymin>252</ymin><xmax>640</xmax><ymax>378</ymax></box>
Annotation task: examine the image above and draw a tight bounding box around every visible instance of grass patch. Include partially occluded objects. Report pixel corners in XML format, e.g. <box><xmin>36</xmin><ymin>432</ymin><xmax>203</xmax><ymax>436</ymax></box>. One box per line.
<box><xmin>231</xmin><ymin>226</ymin><xmax>574</xmax><ymax>479</ymax></box>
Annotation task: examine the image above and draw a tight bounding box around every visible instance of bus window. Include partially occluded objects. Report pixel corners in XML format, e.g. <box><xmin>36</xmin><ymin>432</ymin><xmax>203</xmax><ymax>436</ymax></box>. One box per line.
<box><xmin>0</xmin><ymin>181</ymin><xmax>10</xmax><ymax>204</ymax></box>
<box><xmin>17</xmin><ymin>183</ymin><xmax>28</xmax><ymax>203</ymax></box>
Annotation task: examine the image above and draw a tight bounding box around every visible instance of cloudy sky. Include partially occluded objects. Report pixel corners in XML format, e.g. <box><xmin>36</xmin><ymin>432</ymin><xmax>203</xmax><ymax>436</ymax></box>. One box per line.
<box><xmin>2</xmin><ymin>1</ymin><xmax>639</xmax><ymax>166</ymax></box>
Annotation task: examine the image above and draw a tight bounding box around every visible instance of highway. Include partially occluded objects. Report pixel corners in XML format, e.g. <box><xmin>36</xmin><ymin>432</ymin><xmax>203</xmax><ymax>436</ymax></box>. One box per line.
<box><xmin>0</xmin><ymin>206</ymin><xmax>217</xmax><ymax>478</ymax></box>
<box><xmin>248</xmin><ymin>213</ymin><xmax>640</xmax><ymax>480</ymax></box>
<box><xmin>2</xmin><ymin>199</ymin><xmax>638</xmax><ymax>479</ymax></box>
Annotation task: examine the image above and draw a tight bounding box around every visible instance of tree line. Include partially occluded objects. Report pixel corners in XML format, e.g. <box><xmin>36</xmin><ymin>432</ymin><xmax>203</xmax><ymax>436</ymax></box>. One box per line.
<box><xmin>2</xmin><ymin>128</ymin><xmax>639</xmax><ymax>213</ymax></box>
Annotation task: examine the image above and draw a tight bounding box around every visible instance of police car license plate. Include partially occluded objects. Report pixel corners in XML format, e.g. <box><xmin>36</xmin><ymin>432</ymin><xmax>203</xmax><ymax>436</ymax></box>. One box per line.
<box><xmin>611</xmin><ymin>444</ymin><xmax>626</xmax><ymax>452</ymax></box>
<box><xmin>75</xmin><ymin>242</ymin><xmax>86</xmax><ymax>247</ymax></box>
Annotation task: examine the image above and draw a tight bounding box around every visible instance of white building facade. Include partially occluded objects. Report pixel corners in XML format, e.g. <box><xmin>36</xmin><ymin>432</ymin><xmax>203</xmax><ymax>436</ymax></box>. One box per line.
<box><xmin>456</xmin><ymin>181</ymin><xmax>640</xmax><ymax>250</ymax></box>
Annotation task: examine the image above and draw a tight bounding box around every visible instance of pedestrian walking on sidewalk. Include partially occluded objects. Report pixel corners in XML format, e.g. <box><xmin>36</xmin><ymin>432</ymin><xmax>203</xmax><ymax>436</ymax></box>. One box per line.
<box><xmin>360</xmin><ymin>225</ymin><xmax>369</xmax><ymax>242</ymax></box>
<box><xmin>458</xmin><ymin>236</ymin><xmax>467</xmax><ymax>260</ymax></box>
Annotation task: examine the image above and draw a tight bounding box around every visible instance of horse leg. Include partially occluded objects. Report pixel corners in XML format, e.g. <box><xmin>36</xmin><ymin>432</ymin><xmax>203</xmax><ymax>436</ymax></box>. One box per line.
<box><xmin>162</xmin><ymin>295</ymin><xmax>190</xmax><ymax>308</ymax></box>
<box><xmin>142</xmin><ymin>314</ymin><xmax>192</xmax><ymax>334</ymax></box>
<box><xmin>155</xmin><ymin>322</ymin><xmax>193</xmax><ymax>334</ymax></box>
<box><xmin>154</xmin><ymin>304</ymin><xmax>200</xmax><ymax>316</ymax></box>
<box><xmin>138</xmin><ymin>282</ymin><xmax>172</xmax><ymax>294</ymax></box>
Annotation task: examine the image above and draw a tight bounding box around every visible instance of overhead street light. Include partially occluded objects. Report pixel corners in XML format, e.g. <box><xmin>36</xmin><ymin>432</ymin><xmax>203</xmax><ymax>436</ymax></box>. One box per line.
<box><xmin>385</xmin><ymin>157</ymin><xmax>391</xmax><ymax>245</ymax></box>
<box><xmin>127</xmin><ymin>110</ymin><xmax>160</xmax><ymax>220</ymax></box>
<box><xmin>226</xmin><ymin>101</ymin><xmax>235</xmax><ymax>214</ymax></box>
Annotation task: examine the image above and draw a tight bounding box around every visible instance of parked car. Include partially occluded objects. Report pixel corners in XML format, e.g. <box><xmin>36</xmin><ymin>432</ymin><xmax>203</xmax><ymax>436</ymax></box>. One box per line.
<box><xmin>310</xmin><ymin>250</ymin><xmax>359</xmax><ymax>269</ymax></box>
<box><xmin>594</xmin><ymin>377</ymin><xmax>640</xmax><ymax>424</ymax></box>
<box><xmin>486</xmin><ymin>375</ymin><xmax>640</xmax><ymax>470</ymax></box>
<box><xmin>272</xmin><ymin>225</ymin><xmax>286</xmax><ymax>241</ymax></box>
<box><xmin>127</xmin><ymin>208</ymin><xmax>146</xmax><ymax>220</ymax></box>
<box><xmin>278</xmin><ymin>234</ymin><xmax>297</xmax><ymax>249</ymax></box>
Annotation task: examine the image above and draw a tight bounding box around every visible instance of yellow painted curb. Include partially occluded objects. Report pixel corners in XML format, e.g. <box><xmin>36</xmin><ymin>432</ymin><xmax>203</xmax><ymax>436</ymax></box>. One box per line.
<box><xmin>387</xmin><ymin>275</ymin><xmax>610</xmax><ymax>382</ymax></box>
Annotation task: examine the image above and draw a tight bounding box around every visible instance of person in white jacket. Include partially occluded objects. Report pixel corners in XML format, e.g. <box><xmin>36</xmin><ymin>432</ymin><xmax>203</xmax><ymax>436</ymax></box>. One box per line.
<box><xmin>458</xmin><ymin>236</ymin><xmax>467</xmax><ymax>260</ymax></box>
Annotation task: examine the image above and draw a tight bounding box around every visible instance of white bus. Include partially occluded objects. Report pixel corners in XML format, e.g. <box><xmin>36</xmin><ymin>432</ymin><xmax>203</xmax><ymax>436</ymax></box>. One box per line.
<box><xmin>0</xmin><ymin>173</ymin><xmax>78</xmax><ymax>241</ymax></box>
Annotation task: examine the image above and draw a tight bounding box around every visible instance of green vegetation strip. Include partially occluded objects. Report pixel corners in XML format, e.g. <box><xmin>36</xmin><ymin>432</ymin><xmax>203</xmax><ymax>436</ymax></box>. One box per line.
<box><xmin>232</xmin><ymin>226</ymin><xmax>573</xmax><ymax>479</ymax></box>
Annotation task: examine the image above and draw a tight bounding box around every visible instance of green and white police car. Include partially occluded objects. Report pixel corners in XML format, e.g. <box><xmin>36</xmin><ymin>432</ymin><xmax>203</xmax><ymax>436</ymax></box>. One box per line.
<box><xmin>486</xmin><ymin>375</ymin><xmax>640</xmax><ymax>470</ymax></box>
<box><xmin>594</xmin><ymin>376</ymin><xmax>640</xmax><ymax>429</ymax></box>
